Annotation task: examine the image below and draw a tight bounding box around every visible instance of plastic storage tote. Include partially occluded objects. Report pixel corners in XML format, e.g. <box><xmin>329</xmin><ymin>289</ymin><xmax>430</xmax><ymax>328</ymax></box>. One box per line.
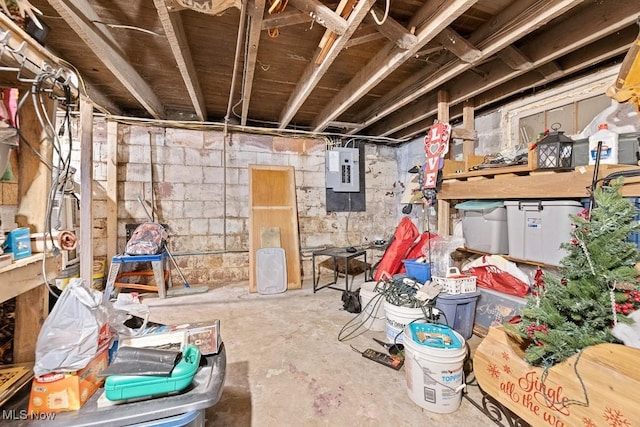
<box><xmin>455</xmin><ymin>200</ymin><xmax>508</xmax><ymax>254</ymax></box>
<box><xmin>434</xmin><ymin>291</ymin><xmax>480</xmax><ymax>340</ymax></box>
<box><xmin>505</xmin><ymin>200</ymin><xmax>583</xmax><ymax>265</ymax></box>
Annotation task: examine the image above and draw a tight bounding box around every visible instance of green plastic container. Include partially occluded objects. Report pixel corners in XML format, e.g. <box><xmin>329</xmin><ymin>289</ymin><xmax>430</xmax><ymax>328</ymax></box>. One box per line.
<box><xmin>105</xmin><ymin>345</ymin><xmax>201</xmax><ymax>401</ymax></box>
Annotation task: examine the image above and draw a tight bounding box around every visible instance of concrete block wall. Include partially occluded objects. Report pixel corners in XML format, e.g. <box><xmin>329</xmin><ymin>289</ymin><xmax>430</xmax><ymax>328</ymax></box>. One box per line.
<box><xmin>83</xmin><ymin>119</ymin><xmax>402</xmax><ymax>288</ymax></box>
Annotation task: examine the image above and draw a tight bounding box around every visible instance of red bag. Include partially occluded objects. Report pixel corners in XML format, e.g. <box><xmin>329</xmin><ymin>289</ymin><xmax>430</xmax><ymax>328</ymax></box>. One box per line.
<box><xmin>467</xmin><ymin>264</ymin><xmax>530</xmax><ymax>297</ymax></box>
<box><xmin>374</xmin><ymin>217</ymin><xmax>419</xmax><ymax>280</ymax></box>
<box><xmin>398</xmin><ymin>232</ymin><xmax>439</xmax><ymax>273</ymax></box>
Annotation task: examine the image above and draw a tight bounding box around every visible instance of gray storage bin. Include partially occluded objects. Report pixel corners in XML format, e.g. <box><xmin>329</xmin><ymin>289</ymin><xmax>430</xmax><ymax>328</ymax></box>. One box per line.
<box><xmin>455</xmin><ymin>200</ymin><xmax>508</xmax><ymax>254</ymax></box>
<box><xmin>505</xmin><ymin>200</ymin><xmax>583</xmax><ymax>265</ymax></box>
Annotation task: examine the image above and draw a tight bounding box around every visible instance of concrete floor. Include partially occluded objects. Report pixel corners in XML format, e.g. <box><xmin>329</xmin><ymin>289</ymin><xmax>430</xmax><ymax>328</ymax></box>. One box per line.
<box><xmin>142</xmin><ymin>274</ymin><xmax>497</xmax><ymax>427</ymax></box>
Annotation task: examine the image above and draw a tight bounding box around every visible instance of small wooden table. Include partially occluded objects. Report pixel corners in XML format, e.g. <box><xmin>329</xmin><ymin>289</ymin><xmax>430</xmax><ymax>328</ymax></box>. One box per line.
<box><xmin>312</xmin><ymin>247</ymin><xmax>368</xmax><ymax>293</ymax></box>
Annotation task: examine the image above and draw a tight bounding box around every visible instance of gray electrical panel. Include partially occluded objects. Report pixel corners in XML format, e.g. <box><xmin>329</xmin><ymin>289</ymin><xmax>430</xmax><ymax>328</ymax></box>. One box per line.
<box><xmin>325</xmin><ymin>147</ymin><xmax>360</xmax><ymax>192</ymax></box>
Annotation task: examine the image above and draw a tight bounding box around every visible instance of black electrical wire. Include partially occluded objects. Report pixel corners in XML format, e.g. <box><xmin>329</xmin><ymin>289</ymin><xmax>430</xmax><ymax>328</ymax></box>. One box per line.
<box><xmin>337</xmin><ymin>290</ymin><xmax>385</xmax><ymax>342</ymax></box>
<box><xmin>337</xmin><ymin>277</ymin><xmax>447</xmax><ymax>343</ymax></box>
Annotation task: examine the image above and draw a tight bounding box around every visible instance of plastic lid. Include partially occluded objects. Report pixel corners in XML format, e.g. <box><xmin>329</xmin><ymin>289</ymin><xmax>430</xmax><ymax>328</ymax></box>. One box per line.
<box><xmin>454</xmin><ymin>200</ymin><xmax>504</xmax><ymax>210</ymax></box>
<box><xmin>598</xmin><ymin>123</ymin><xmax>609</xmax><ymax>130</ymax></box>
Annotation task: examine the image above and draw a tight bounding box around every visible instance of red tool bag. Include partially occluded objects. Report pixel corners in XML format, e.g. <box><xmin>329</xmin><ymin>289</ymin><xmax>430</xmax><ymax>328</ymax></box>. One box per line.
<box><xmin>373</xmin><ymin>217</ymin><xmax>419</xmax><ymax>281</ymax></box>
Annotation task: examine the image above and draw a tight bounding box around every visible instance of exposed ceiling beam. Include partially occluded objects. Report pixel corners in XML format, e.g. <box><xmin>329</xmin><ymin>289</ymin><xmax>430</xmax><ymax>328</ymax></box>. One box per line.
<box><xmin>262</xmin><ymin>9</ymin><xmax>312</xmax><ymax>31</ymax></box>
<box><xmin>395</xmin><ymin>39</ymin><xmax>630</xmax><ymax>142</ymax></box>
<box><xmin>241</xmin><ymin>0</ymin><xmax>266</xmax><ymax>125</ymax></box>
<box><xmin>350</xmin><ymin>0</ymin><xmax>584</xmax><ymax>135</ymax></box>
<box><xmin>153</xmin><ymin>0</ymin><xmax>206</xmax><ymax>121</ymax></box>
<box><xmin>345</xmin><ymin>30</ymin><xmax>385</xmax><ymax>48</ymax></box>
<box><xmin>310</xmin><ymin>0</ymin><xmax>479</xmax><ymax>132</ymax></box>
<box><xmin>315</xmin><ymin>0</ymin><xmax>358</xmax><ymax>66</ymax></box>
<box><xmin>434</xmin><ymin>27</ymin><xmax>481</xmax><ymax>63</ymax></box>
<box><xmin>370</xmin><ymin>4</ymin><xmax>640</xmax><ymax>136</ymax></box>
<box><xmin>278</xmin><ymin>0</ymin><xmax>375</xmax><ymax>128</ymax></box>
<box><xmin>364</xmin><ymin>5</ymin><xmax>417</xmax><ymax>50</ymax></box>
<box><xmin>537</xmin><ymin>61</ymin><xmax>564</xmax><ymax>81</ymax></box>
<box><xmin>288</xmin><ymin>0</ymin><xmax>348</xmax><ymax>35</ymax></box>
<box><xmin>497</xmin><ymin>45</ymin><xmax>534</xmax><ymax>71</ymax></box>
<box><xmin>415</xmin><ymin>44</ymin><xmax>445</xmax><ymax>57</ymax></box>
<box><xmin>0</xmin><ymin>12</ymin><xmax>121</xmax><ymax>115</ymax></box>
<box><xmin>47</xmin><ymin>0</ymin><xmax>165</xmax><ymax>119</ymax></box>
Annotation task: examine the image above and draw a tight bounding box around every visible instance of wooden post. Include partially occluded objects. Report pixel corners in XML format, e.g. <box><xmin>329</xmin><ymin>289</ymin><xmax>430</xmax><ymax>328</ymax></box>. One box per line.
<box><xmin>13</xmin><ymin>93</ymin><xmax>54</xmax><ymax>363</ymax></box>
<box><xmin>106</xmin><ymin>121</ymin><xmax>118</xmax><ymax>262</ymax></box>
<box><xmin>437</xmin><ymin>90</ymin><xmax>449</xmax><ymax>121</ymax></box>
<box><xmin>436</xmin><ymin>90</ymin><xmax>451</xmax><ymax>236</ymax></box>
<box><xmin>15</xmin><ymin>95</ymin><xmax>54</xmax><ymax>231</ymax></box>
<box><xmin>13</xmin><ymin>287</ymin><xmax>50</xmax><ymax>362</ymax></box>
<box><xmin>79</xmin><ymin>96</ymin><xmax>93</xmax><ymax>285</ymax></box>
<box><xmin>462</xmin><ymin>99</ymin><xmax>475</xmax><ymax>159</ymax></box>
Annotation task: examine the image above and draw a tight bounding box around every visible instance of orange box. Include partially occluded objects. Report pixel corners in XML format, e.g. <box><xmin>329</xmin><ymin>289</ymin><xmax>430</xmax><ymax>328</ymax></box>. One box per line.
<box><xmin>28</xmin><ymin>347</ymin><xmax>109</xmax><ymax>414</ymax></box>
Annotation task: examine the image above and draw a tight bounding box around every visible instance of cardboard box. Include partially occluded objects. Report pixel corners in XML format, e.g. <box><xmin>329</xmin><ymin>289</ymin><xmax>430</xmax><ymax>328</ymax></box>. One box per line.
<box><xmin>28</xmin><ymin>348</ymin><xmax>109</xmax><ymax>414</ymax></box>
<box><xmin>121</xmin><ymin>320</ymin><xmax>221</xmax><ymax>355</ymax></box>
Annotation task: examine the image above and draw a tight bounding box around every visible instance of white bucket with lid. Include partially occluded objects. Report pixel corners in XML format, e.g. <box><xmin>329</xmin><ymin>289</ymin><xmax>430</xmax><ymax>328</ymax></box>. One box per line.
<box><xmin>383</xmin><ymin>301</ymin><xmax>426</xmax><ymax>344</ymax></box>
<box><xmin>359</xmin><ymin>282</ymin><xmax>386</xmax><ymax>331</ymax></box>
<box><xmin>403</xmin><ymin>323</ymin><xmax>467</xmax><ymax>413</ymax></box>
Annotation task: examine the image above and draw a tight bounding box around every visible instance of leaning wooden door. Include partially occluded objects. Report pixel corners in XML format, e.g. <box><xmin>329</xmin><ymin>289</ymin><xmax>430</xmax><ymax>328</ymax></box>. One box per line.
<box><xmin>248</xmin><ymin>164</ymin><xmax>301</xmax><ymax>292</ymax></box>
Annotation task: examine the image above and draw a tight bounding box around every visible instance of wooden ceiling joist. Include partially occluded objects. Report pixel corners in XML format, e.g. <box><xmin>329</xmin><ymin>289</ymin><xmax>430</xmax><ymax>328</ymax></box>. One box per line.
<box><xmin>372</xmin><ymin>10</ymin><xmax>640</xmax><ymax>139</ymax></box>
<box><xmin>434</xmin><ymin>27</ymin><xmax>481</xmax><ymax>63</ymax></box>
<box><xmin>365</xmin><ymin>5</ymin><xmax>417</xmax><ymax>50</ymax></box>
<box><xmin>288</xmin><ymin>0</ymin><xmax>348</xmax><ymax>35</ymax></box>
<box><xmin>47</xmin><ymin>0</ymin><xmax>166</xmax><ymax>119</ymax></box>
<box><xmin>344</xmin><ymin>30</ymin><xmax>384</xmax><ymax>48</ymax></box>
<box><xmin>1</xmin><ymin>10</ymin><xmax>123</xmax><ymax>115</ymax></box>
<box><xmin>497</xmin><ymin>45</ymin><xmax>534</xmax><ymax>71</ymax></box>
<box><xmin>316</xmin><ymin>0</ymin><xmax>357</xmax><ymax>65</ymax></box>
<box><xmin>278</xmin><ymin>0</ymin><xmax>375</xmax><ymax>128</ymax></box>
<box><xmin>349</xmin><ymin>0</ymin><xmax>584</xmax><ymax>135</ymax></box>
<box><xmin>310</xmin><ymin>0</ymin><xmax>478</xmax><ymax>132</ymax></box>
<box><xmin>537</xmin><ymin>61</ymin><xmax>564</xmax><ymax>81</ymax></box>
<box><xmin>261</xmin><ymin>9</ymin><xmax>313</xmax><ymax>30</ymax></box>
<box><xmin>153</xmin><ymin>0</ymin><xmax>206</xmax><ymax>121</ymax></box>
<box><xmin>241</xmin><ymin>0</ymin><xmax>266</xmax><ymax>125</ymax></box>
<box><xmin>394</xmin><ymin>41</ymin><xmax>630</xmax><ymax>142</ymax></box>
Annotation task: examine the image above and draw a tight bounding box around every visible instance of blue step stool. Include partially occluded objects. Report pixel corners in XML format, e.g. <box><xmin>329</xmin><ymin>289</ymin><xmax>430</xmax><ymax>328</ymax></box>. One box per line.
<box><xmin>104</xmin><ymin>252</ymin><xmax>172</xmax><ymax>299</ymax></box>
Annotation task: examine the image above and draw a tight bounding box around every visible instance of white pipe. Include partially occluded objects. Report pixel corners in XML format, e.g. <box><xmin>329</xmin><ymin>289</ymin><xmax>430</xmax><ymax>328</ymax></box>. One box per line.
<box><xmin>224</xmin><ymin>2</ymin><xmax>247</xmax><ymax>134</ymax></box>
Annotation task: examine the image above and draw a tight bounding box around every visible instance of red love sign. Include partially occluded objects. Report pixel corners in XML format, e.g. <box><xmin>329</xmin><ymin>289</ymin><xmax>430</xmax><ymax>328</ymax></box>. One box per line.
<box><xmin>423</xmin><ymin>121</ymin><xmax>451</xmax><ymax>189</ymax></box>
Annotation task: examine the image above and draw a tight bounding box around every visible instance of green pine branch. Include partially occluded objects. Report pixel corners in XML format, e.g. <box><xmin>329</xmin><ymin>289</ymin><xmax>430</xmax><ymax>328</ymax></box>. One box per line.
<box><xmin>506</xmin><ymin>177</ymin><xmax>640</xmax><ymax>367</ymax></box>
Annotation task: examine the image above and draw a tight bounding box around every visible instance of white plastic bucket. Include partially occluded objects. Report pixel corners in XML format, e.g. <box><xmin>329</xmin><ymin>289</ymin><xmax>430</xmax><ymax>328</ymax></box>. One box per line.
<box><xmin>359</xmin><ymin>282</ymin><xmax>386</xmax><ymax>331</ymax></box>
<box><xmin>403</xmin><ymin>324</ymin><xmax>467</xmax><ymax>413</ymax></box>
<box><xmin>383</xmin><ymin>301</ymin><xmax>425</xmax><ymax>344</ymax></box>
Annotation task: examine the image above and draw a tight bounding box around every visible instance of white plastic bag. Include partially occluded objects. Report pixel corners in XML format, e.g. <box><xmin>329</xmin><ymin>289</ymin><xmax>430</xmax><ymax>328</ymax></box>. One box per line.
<box><xmin>34</xmin><ymin>278</ymin><xmax>109</xmax><ymax>377</ymax></box>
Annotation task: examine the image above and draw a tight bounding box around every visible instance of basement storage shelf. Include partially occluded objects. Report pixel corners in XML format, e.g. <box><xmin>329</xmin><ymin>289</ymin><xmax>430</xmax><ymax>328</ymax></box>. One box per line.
<box><xmin>454</xmin><ymin>200</ymin><xmax>508</xmax><ymax>255</ymax></box>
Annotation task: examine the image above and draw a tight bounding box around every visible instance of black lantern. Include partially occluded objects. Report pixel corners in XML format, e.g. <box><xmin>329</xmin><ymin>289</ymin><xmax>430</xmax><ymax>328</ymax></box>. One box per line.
<box><xmin>536</xmin><ymin>123</ymin><xmax>574</xmax><ymax>170</ymax></box>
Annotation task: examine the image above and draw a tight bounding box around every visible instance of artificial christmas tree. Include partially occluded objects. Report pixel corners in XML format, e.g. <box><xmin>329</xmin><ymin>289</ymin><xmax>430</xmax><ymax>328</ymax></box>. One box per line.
<box><xmin>508</xmin><ymin>177</ymin><xmax>640</xmax><ymax>367</ymax></box>
<box><xmin>474</xmin><ymin>178</ymin><xmax>640</xmax><ymax>426</ymax></box>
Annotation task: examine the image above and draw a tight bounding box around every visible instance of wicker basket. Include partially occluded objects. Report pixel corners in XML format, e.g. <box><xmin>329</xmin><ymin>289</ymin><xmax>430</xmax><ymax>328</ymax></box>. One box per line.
<box><xmin>432</xmin><ymin>267</ymin><xmax>476</xmax><ymax>295</ymax></box>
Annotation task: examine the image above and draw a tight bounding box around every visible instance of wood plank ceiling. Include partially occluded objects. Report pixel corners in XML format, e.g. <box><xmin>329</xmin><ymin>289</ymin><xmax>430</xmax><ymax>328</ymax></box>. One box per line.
<box><xmin>12</xmin><ymin>0</ymin><xmax>640</xmax><ymax>143</ymax></box>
